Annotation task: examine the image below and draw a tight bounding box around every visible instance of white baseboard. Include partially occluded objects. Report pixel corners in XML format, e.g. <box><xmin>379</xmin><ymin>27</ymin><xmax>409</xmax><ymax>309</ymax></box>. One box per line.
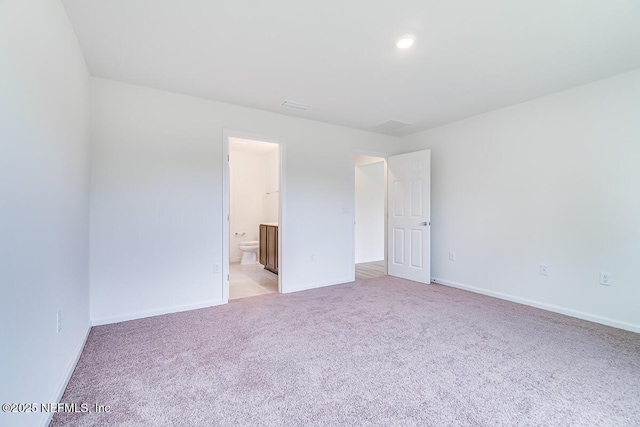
<box><xmin>40</xmin><ymin>325</ymin><xmax>91</xmax><ymax>427</ymax></box>
<box><xmin>283</xmin><ymin>276</ymin><xmax>354</xmax><ymax>294</ymax></box>
<box><xmin>230</xmin><ymin>257</ymin><xmax>241</xmax><ymax>263</ymax></box>
<box><xmin>91</xmin><ymin>299</ymin><xmax>226</xmax><ymax>326</ymax></box>
<box><xmin>432</xmin><ymin>277</ymin><xmax>640</xmax><ymax>334</ymax></box>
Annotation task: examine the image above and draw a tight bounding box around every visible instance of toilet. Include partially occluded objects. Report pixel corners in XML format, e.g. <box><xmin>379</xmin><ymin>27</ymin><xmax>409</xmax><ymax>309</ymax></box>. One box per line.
<box><xmin>239</xmin><ymin>241</ymin><xmax>259</xmax><ymax>265</ymax></box>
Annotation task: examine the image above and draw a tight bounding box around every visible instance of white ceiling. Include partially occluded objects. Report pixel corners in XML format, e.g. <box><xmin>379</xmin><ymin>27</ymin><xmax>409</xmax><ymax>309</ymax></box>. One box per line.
<box><xmin>62</xmin><ymin>0</ymin><xmax>640</xmax><ymax>136</ymax></box>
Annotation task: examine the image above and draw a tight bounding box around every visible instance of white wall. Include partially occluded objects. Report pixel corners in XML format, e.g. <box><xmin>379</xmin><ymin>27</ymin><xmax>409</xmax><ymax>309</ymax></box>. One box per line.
<box><xmin>90</xmin><ymin>78</ymin><xmax>397</xmax><ymax>324</ymax></box>
<box><xmin>0</xmin><ymin>1</ymin><xmax>91</xmax><ymax>426</ymax></box>
<box><xmin>355</xmin><ymin>161</ymin><xmax>385</xmax><ymax>263</ymax></box>
<box><xmin>229</xmin><ymin>149</ymin><xmax>276</xmax><ymax>261</ymax></box>
<box><xmin>399</xmin><ymin>69</ymin><xmax>640</xmax><ymax>332</ymax></box>
<box><xmin>264</xmin><ymin>149</ymin><xmax>280</xmax><ymax>223</ymax></box>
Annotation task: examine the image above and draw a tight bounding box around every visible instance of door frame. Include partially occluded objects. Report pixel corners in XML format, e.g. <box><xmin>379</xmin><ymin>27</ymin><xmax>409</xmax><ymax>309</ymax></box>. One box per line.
<box><xmin>352</xmin><ymin>148</ymin><xmax>389</xmax><ymax>281</ymax></box>
<box><xmin>222</xmin><ymin>129</ymin><xmax>287</xmax><ymax>302</ymax></box>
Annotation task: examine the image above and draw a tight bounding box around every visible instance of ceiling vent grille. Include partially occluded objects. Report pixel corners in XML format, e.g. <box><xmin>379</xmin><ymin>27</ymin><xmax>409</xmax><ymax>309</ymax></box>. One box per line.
<box><xmin>373</xmin><ymin>120</ymin><xmax>411</xmax><ymax>132</ymax></box>
<box><xmin>282</xmin><ymin>100</ymin><xmax>311</xmax><ymax>111</ymax></box>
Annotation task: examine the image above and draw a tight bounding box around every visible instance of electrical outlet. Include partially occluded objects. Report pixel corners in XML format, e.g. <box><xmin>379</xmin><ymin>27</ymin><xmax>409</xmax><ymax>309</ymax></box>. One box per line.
<box><xmin>449</xmin><ymin>251</ymin><xmax>456</xmax><ymax>261</ymax></box>
<box><xmin>214</xmin><ymin>263</ymin><xmax>221</xmax><ymax>273</ymax></box>
<box><xmin>56</xmin><ymin>310</ymin><xmax>62</xmax><ymax>333</ymax></box>
<box><xmin>600</xmin><ymin>272</ymin><xmax>611</xmax><ymax>286</ymax></box>
<box><xmin>539</xmin><ymin>264</ymin><xmax>548</xmax><ymax>276</ymax></box>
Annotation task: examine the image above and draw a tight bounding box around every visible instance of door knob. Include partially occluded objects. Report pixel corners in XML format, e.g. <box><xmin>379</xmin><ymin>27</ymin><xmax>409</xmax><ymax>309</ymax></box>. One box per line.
<box><xmin>420</xmin><ymin>221</ymin><xmax>430</xmax><ymax>226</ymax></box>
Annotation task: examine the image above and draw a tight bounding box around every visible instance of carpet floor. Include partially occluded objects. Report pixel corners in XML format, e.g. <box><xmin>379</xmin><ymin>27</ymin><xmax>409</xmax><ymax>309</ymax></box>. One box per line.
<box><xmin>52</xmin><ymin>277</ymin><xmax>640</xmax><ymax>426</ymax></box>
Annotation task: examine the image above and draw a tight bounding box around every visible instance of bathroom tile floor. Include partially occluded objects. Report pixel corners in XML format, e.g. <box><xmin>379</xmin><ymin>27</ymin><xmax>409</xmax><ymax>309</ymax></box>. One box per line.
<box><xmin>229</xmin><ymin>262</ymin><xmax>278</xmax><ymax>300</ymax></box>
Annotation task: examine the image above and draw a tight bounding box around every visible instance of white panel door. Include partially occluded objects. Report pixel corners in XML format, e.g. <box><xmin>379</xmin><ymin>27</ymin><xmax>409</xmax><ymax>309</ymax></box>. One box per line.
<box><xmin>387</xmin><ymin>150</ymin><xmax>431</xmax><ymax>283</ymax></box>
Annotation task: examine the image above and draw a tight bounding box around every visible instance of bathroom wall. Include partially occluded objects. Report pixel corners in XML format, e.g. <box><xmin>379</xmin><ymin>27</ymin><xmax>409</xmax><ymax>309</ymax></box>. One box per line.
<box><xmin>264</xmin><ymin>149</ymin><xmax>280</xmax><ymax>223</ymax></box>
<box><xmin>230</xmin><ymin>148</ymin><xmax>279</xmax><ymax>262</ymax></box>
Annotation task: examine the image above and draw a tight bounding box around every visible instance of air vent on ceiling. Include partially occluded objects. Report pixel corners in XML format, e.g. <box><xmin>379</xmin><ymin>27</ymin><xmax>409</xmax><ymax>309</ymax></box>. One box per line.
<box><xmin>282</xmin><ymin>100</ymin><xmax>311</xmax><ymax>111</ymax></box>
<box><xmin>373</xmin><ymin>120</ymin><xmax>411</xmax><ymax>132</ymax></box>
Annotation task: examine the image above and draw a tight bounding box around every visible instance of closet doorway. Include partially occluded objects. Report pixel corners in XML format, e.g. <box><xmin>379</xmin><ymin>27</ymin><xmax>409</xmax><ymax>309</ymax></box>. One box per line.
<box><xmin>354</xmin><ymin>153</ymin><xmax>387</xmax><ymax>280</ymax></box>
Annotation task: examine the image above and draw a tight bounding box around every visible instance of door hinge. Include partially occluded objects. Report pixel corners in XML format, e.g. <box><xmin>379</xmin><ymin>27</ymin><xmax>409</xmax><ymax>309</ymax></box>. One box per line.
<box><xmin>227</xmin><ymin>274</ymin><xmax>229</xmax><ymax>281</ymax></box>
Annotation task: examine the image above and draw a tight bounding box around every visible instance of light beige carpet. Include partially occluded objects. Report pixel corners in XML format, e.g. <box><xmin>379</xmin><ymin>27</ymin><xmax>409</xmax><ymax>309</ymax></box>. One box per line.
<box><xmin>52</xmin><ymin>277</ymin><xmax>640</xmax><ymax>426</ymax></box>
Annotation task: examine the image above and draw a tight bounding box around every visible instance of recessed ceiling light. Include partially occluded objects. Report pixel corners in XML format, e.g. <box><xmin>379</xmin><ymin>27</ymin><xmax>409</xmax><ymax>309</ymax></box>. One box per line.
<box><xmin>396</xmin><ymin>36</ymin><xmax>415</xmax><ymax>49</ymax></box>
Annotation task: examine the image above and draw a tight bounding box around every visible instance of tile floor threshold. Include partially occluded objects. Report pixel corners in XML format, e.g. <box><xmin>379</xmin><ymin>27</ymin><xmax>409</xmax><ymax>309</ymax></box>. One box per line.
<box><xmin>229</xmin><ymin>262</ymin><xmax>278</xmax><ymax>300</ymax></box>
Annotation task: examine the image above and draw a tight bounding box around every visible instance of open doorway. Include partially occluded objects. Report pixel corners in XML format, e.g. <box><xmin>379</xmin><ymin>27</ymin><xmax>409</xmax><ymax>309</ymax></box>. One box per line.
<box><xmin>223</xmin><ymin>132</ymin><xmax>283</xmax><ymax>301</ymax></box>
<box><xmin>353</xmin><ymin>149</ymin><xmax>431</xmax><ymax>284</ymax></box>
<box><xmin>354</xmin><ymin>154</ymin><xmax>387</xmax><ymax>280</ymax></box>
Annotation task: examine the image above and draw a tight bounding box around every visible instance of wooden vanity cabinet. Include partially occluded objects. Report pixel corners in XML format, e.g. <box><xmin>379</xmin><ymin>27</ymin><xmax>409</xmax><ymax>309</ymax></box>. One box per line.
<box><xmin>259</xmin><ymin>225</ymin><xmax>267</xmax><ymax>266</ymax></box>
<box><xmin>259</xmin><ymin>224</ymin><xmax>278</xmax><ymax>274</ymax></box>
